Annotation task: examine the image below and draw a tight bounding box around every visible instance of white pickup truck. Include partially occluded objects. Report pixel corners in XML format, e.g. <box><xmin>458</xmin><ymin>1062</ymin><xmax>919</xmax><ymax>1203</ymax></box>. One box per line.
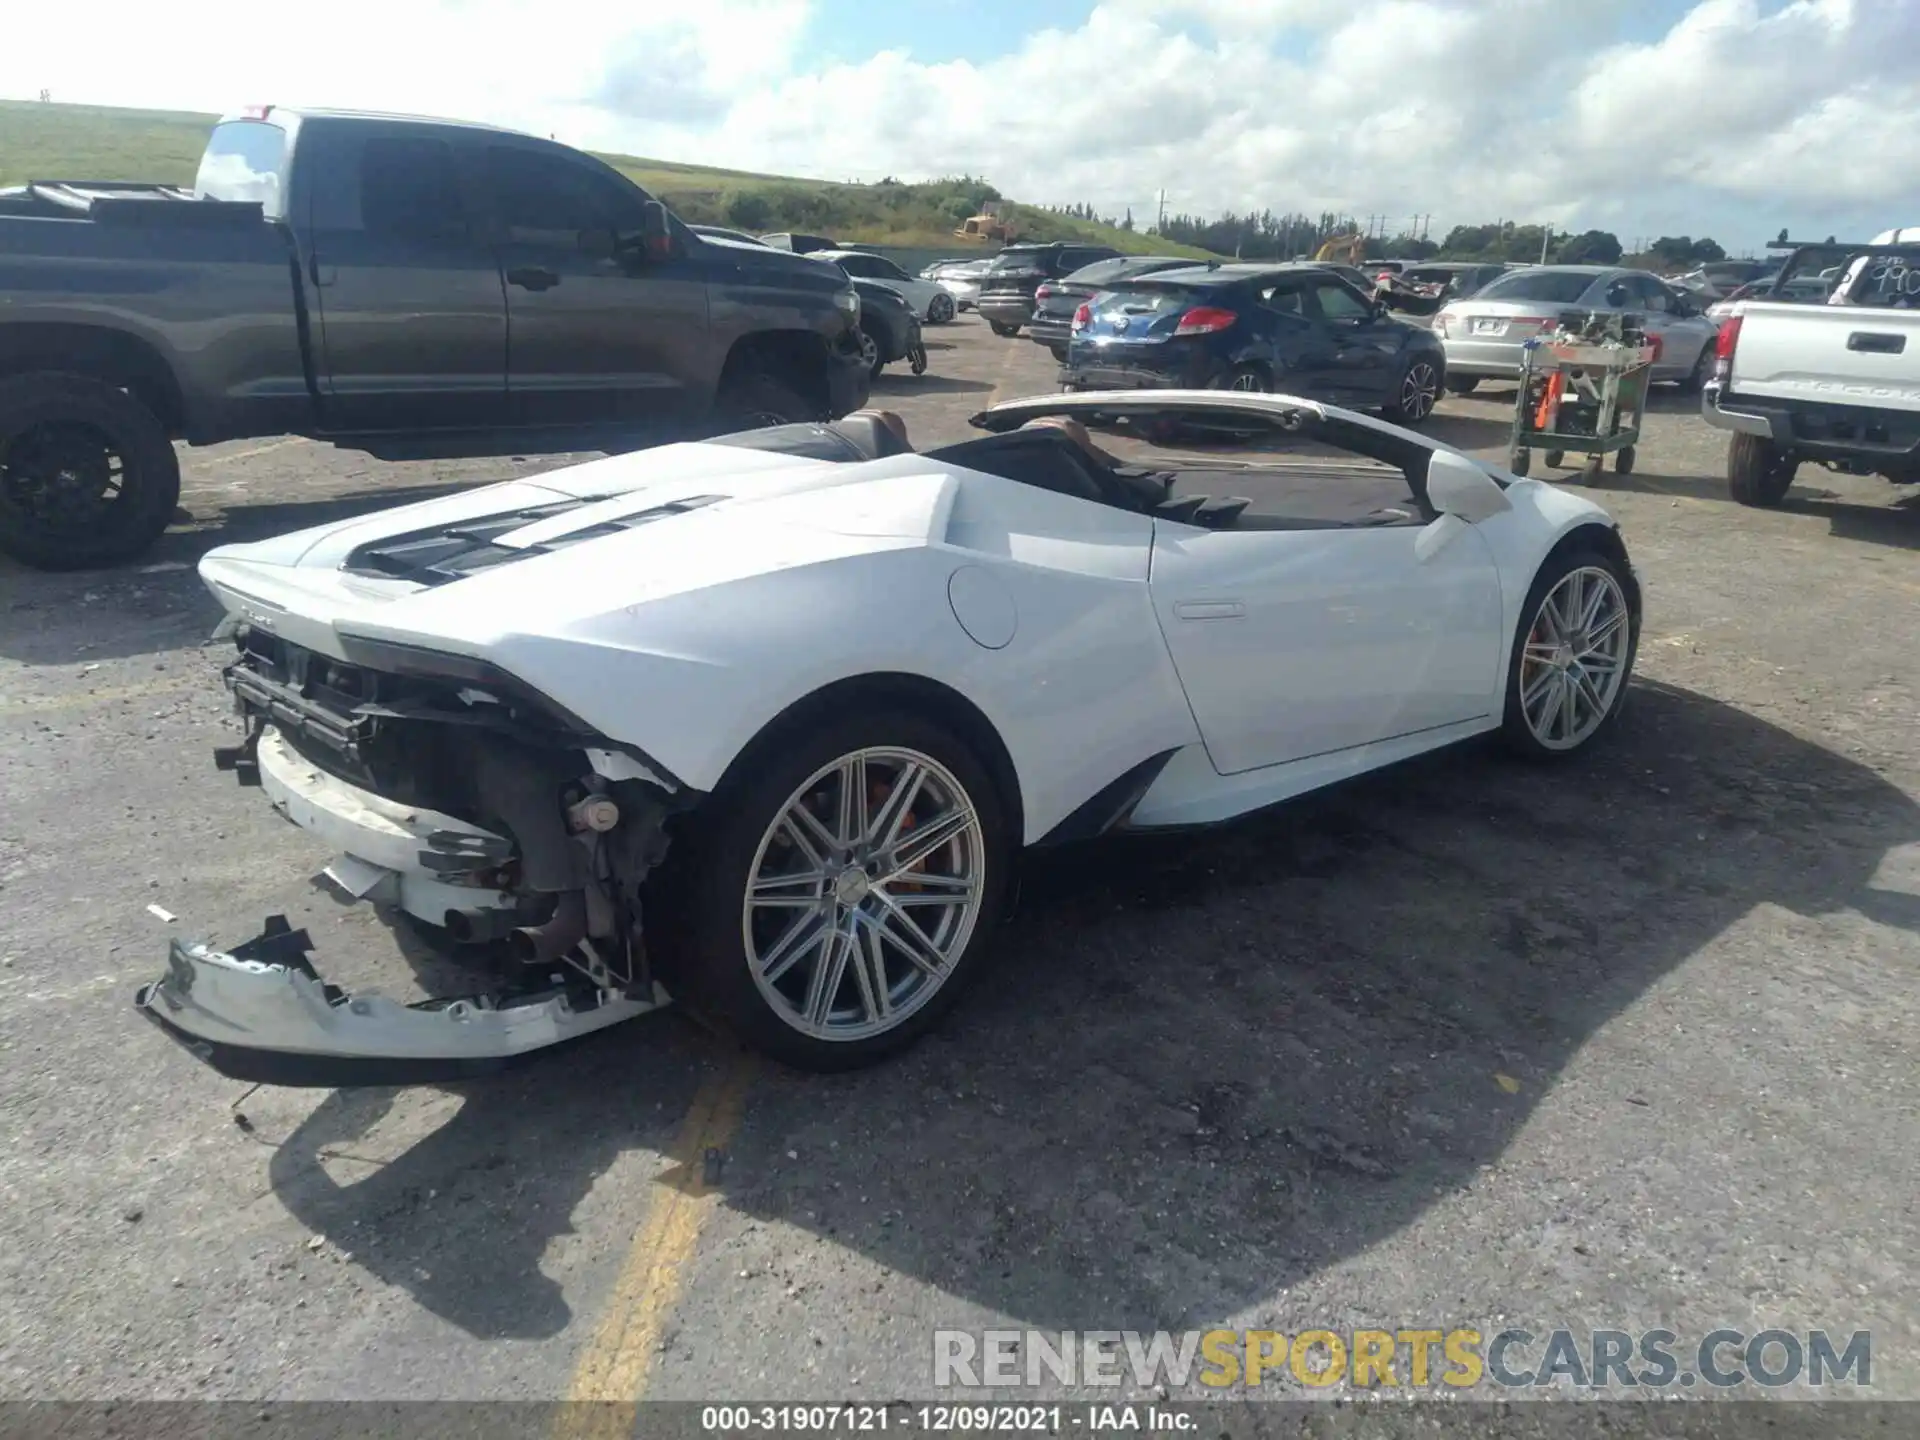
<box><xmin>1701</xmin><ymin>229</ymin><xmax>1920</xmax><ymax>506</ymax></box>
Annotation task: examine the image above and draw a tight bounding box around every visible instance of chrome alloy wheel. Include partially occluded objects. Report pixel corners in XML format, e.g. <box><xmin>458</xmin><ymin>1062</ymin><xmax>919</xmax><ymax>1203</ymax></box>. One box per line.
<box><xmin>1519</xmin><ymin>565</ymin><xmax>1631</xmax><ymax>750</ymax></box>
<box><xmin>743</xmin><ymin>747</ymin><xmax>987</xmax><ymax>1042</ymax></box>
<box><xmin>1400</xmin><ymin>361</ymin><xmax>1440</xmax><ymax>421</ymax></box>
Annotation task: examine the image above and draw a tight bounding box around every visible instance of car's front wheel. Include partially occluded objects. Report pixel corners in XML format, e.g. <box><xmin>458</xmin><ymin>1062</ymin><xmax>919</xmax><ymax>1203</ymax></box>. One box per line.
<box><xmin>928</xmin><ymin>292</ymin><xmax>956</xmax><ymax>325</ymax></box>
<box><xmin>1500</xmin><ymin>547</ymin><xmax>1637</xmax><ymax>758</ymax></box>
<box><xmin>656</xmin><ymin>709</ymin><xmax>1011</xmax><ymax>1071</ymax></box>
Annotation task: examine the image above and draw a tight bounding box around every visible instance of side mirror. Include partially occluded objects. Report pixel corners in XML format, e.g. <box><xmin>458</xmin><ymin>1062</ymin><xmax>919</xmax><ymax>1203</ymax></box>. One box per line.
<box><xmin>639</xmin><ymin>200</ymin><xmax>673</xmax><ymax>258</ymax></box>
<box><xmin>1427</xmin><ymin>450</ymin><xmax>1515</xmax><ymax>521</ymax></box>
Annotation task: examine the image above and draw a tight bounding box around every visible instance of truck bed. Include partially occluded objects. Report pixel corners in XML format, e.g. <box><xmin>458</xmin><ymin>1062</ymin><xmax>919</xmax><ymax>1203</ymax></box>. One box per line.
<box><xmin>1727</xmin><ymin>300</ymin><xmax>1920</xmax><ymax>414</ymax></box>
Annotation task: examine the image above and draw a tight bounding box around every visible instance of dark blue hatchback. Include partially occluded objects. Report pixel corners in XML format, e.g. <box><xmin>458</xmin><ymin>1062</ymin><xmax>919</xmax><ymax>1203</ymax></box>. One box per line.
<box><xmin>1064</xmin><ymin>263</ymin><xmax>1449</xmax><ymax>424</ymax></box>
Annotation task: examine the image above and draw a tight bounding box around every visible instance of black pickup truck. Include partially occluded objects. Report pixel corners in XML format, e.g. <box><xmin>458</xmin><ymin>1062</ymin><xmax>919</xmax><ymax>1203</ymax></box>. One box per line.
<box><xmin>0</xmin><ymin>106</ymin><xmax>871</xmax><ymax>569</ymax></box>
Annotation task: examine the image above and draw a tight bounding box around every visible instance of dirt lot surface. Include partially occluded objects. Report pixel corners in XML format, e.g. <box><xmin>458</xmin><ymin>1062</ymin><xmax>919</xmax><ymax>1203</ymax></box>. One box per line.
<box><xmin>2</xmin><ymin>317</ymin><xmax>1916</xmax><ymax>1418</ymax></box>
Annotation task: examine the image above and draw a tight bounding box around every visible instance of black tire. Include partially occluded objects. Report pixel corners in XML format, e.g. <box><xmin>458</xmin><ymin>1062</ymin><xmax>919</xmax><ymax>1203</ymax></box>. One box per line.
<box><xmin>1048</xmin><ymin>344</ymin><xmax>1068</xmax><ymax>363</ymax></box>
<box><xmin>928</xmin><ymin>292</ymin><xmax>955</xmax><ymax>325</ymax></box>
<box><xmin>1445</xmin><ymin>375</ymin><xmax>1481</xmax><ymax>396</ymax></box>
<box><xmin>1544</xmin><ymin>450</ymin><xmax>1565</xmax><ymax>468</ymax></box>
<box><xmin>1508</xmin><ymin>447</ymin><xmax>1531</xmax><ymax>477</ymax></box>
<box><xmin>0</xmin><ymin>372</ymin><xmax>181</xmax><ymax>570</ymax></box>
<box><xmin>716</xmin><ymin>371</ymin><xmax>820</xmax><ymax>430</ymax></box>
<box><xmin>853</xmin><ymin>324</ymin><xmax>886</xmax><ymax>379</ymax></box>
<box><xmin>1220</xmin><ymin>363</ymin><xmax>1270</xmax><ymax>394</ymax></box>
<box><xmin>650</xmin><ymin>708</ymin><xmax>1013</xmax><ymax>1072</ymax></box>
<box><xmin>1499</xmin><ymin>545</ymin><xmax>1638</xmax><ymax>760</ymax></box>
<box><xmin>1677</xmin><ymin>341</ymin><xmax>1712</xmax><ymax>394</ymax></box>
<box><xmin>1615</xmin><ymin>445</ymin><xmax>1635</xmax><ymax>475</ymax></box>
<box><xmin>1727</xmin><ymin>432</ymin><xmax>1796</xmax><ymax>507</ymax></box>
<box><xmin>989</xmin><ymin>320</ymin><xmax>1021</xmax><ymax>338</ymax></box>
<box><xmin>1382</xmin><ymin>356</ymin><xmax>1442</xmax><ymax>425</ymax></box>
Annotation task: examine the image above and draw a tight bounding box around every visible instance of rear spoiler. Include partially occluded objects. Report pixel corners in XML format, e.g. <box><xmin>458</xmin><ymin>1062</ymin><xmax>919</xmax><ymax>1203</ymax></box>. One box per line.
<box><xmin>19</xmin><ymin>181</ymin><xmax>264</xmax><ymax>227</ymax></box>
<box><xmin>1767</xmin><ymin>233</ymin><xmax>1920</xmax><ymax>300</ymax></box>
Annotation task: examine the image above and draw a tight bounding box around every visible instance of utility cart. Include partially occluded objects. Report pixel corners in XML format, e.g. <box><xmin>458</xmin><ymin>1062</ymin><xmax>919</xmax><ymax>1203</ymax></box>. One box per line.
<box><xmin>1508</xmin><ymin>313</ymin><xmax>1657</xmax><ymax>482</ymax></box>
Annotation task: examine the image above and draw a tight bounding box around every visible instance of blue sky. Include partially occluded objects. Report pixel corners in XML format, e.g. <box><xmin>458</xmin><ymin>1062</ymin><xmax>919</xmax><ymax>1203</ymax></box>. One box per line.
<box><xmin>3</xmin><ymin>0</ymin><xmax>1913</xmax><ymax>251</ymax></box>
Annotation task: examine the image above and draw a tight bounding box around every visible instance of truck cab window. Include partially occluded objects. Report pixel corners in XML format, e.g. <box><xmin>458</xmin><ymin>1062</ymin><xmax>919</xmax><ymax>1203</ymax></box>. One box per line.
<box><xmin>359</xmin><ymin>137</ymin><xmax>467</xmax><ymax>243</ymax></box>
<box><xmin>486</xmin><ymin>147</ymin><xmax>642</xmax><ymax>246</ymax></box>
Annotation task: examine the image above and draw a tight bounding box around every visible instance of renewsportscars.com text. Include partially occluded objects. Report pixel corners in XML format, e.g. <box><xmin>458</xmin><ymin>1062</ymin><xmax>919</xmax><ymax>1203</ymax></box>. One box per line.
<box><xmin>933</xmin><ymin>1327</ymin><xmax>1872</xmax><ymax>1391</ymax></box>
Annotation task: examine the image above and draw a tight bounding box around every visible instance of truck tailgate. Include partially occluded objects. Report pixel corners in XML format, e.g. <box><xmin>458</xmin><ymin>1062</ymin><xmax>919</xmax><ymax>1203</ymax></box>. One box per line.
<box><xmin>1728</xmin><ymin>301</ymin><xmax>1920</xmax><ymax>413</ymax></box>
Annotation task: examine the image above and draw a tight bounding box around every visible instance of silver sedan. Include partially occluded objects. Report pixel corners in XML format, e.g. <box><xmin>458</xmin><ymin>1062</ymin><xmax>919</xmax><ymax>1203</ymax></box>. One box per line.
<box><xmin>1433</xmin><ymin>265</ymin><xmax>1721</xmax><ymax>393</ymax></box>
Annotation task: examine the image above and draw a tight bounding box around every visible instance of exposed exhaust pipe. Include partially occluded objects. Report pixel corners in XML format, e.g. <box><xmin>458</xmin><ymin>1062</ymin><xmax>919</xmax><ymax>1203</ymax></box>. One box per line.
<box><xmin>509</xmin><ymin>890</ymin><xmax>587</xmax><ymax>968</ymax></box>
<box><xmin>442</xmin><ymin>907</ymin><xmax>520</xmax><ymax>944</ymax></box>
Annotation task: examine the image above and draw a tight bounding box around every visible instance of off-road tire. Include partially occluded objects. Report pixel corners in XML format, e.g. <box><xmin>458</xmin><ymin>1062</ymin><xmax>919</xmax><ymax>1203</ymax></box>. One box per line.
<box><xmin>0</xmin><ymin>372</ymin><xmax>180</xmax><ymax>570</ymax></box>
<box><xmin>1727</xmin><ymin>432</ymin><xmax>1796</xmax><ymax>507</ymax></box>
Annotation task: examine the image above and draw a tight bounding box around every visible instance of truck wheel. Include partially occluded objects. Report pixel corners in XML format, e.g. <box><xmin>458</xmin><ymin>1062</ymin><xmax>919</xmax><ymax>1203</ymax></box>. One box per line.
<box><xmin>716</xmin><ymin>372</ymin><xmax>819</xmax><ymax>431</ymax></box>
<box><xmin>989</xmin><ymin>320</ymin><xmax>1021</xmax><ymax>338</ymax></box>
<box><xmin>0</xmin><ymin>373</ymin><xmax>181</xmax><ymax>570</ymax></box>
<box><xmin>1727</xmin><ymin>432</ymin><xmax>1796</xmax><ymax>507</ymax></box>
<box><xmin>1445</xmin><ymin>375</ymin><xmax>1480</xmax><ymax>396</ymax></box>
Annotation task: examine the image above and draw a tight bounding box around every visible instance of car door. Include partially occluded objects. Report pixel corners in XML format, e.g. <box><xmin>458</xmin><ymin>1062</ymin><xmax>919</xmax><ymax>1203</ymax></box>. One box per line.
<box><xmin>299</xmin><ymin>125</ymin><xmax>508</xmax><ymax>431</ymax></box>
<box><xmin>1254</xmin><ymin>279</ymin><xmax>1335</xmax><ymax>397</ymax></box>
<box><xmin>1303</xmin><ymin>276</ymin><xmax>1401</xmax><ymax>404</ymax></box>
<box><xmin>482</xmin><ymin>141</ymin><xmax>712</xmax><ymax>426</ymax></box>
<box><xmin>1147</xmin><ymin>500</ymin><xmax>1506</xmax><ymax>774</ymax></box>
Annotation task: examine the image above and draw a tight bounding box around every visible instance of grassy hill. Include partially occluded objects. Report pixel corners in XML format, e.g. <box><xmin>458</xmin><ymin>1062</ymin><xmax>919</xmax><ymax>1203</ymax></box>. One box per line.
<box><xmin>0</xmin><ymin>98</ymin><xmax>1212</xmax><ymax>257</ymax></box>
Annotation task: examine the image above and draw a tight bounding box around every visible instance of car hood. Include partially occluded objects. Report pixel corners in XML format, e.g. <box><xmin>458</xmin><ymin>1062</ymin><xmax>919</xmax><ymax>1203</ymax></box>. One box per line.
<box><xmin>197</xmin><ymin>443</ymin><xmax>958</xmax><ymax>665</ymax></box>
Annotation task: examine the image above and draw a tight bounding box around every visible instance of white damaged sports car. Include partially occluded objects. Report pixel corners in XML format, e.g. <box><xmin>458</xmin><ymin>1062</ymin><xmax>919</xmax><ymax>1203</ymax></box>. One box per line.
<box><xmin>138</xmin><ymin>391</ymin><xmax>1641</xmax><ymax>1080</ymax></box>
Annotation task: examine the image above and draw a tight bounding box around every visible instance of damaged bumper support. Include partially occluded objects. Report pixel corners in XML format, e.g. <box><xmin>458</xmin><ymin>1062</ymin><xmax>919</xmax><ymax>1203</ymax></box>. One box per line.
<box><xmin>135</xmin><ymin>916</ymin><xmax>668</xmax><ymax>1088</ymax></box>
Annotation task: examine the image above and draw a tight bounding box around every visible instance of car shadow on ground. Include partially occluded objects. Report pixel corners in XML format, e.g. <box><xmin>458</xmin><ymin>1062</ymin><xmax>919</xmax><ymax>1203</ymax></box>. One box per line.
<box><xmin>872</xmin><ymin>373</ymin><xmax>995</xmax><ymax>395</ymax></box>
<box><xmin>1600</xmin><ymin>470</ymin><xmax>1920</xmax><ymax>551</ymax></box>
<box><xmin>258</xmin><ymin>679</ymin><xmax>1918</xmax><ymax>1340</ymax></box>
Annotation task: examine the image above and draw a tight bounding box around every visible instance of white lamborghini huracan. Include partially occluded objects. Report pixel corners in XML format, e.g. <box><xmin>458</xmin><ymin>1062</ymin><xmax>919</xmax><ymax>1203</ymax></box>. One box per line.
<box><xmin>138</xmin><ymin>391</ymin><xmax>1641</xmax><ymax>1082</ymax></box>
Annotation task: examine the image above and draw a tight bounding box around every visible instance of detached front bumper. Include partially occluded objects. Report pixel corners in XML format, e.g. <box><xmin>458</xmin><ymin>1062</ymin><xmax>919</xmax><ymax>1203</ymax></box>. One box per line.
<box><xmin>135</xmin><ymin>917</ymin><xmax>667</xmax><ymax>1088</ymax></box>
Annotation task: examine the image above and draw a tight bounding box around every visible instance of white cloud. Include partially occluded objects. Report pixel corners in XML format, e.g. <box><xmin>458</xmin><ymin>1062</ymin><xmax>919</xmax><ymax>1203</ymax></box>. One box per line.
<box><xmin>4</xmin><ymin>0</ymin><xmax>1915</xmax><ymax>249</ymax></box>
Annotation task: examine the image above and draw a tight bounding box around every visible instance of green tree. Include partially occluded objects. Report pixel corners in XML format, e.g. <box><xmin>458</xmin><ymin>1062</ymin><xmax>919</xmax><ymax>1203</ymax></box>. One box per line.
<box><xmin>1554</xmin><ymin>229</ymin><xmax>1623</xmax><ymax>265</ymax></box>
<box><xmin>722</xmin><ymin>188</ymin><xmax>775</xmax><ymax>232</ymax></box>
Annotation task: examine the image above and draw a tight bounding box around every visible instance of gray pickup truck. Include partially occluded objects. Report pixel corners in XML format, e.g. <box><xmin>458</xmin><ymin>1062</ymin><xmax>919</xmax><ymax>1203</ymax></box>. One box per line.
<box><xmin>0</xmin><ymin>106</ymin><xmax>871</xmax><ymax>569</ymax></box>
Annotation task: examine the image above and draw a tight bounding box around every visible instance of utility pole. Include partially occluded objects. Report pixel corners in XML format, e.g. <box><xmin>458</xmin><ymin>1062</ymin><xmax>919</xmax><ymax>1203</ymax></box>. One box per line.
<box><xmin>1155</xmin><ymin>189</ymin><xmax>1167</xmax><ymax>233</ymax></box>
<box><xmin>1539</xmin><ymin>226</ymin><xmax>1553</xmax><ymax>265</ymax></box>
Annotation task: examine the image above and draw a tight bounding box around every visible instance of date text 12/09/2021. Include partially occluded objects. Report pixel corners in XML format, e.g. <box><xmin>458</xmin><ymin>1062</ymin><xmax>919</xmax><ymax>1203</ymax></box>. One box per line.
<box><xmin>701</xmin><ymin>1406</ymin><xmax>1190</xmax><ymax>1432</ymax></box>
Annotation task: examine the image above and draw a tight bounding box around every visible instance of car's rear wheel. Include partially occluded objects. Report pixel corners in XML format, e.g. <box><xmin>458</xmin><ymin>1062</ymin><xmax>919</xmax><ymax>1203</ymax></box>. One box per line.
<box><xmin>1445</xmin><ymin>375</ymin><xmax>1480</xmax><ymax>396</ymax></box>
<box><xmin>1048</xmin><ymin>343</ymin><xmax>1068</xmax><ymax>363</ymax></box>
<box><xmin>0</xmin><ymin>373</ymin><xmax>181</xmax><ymax>570</ymax></box>
<box><xmin>654</xmin><ymin>709</ymin><xmax>1011</xmax><ymax>1071</ymax></box>
<box><xmin>1501</xmin><ymin>548</ymin><xmax>1637</xmax><ymax>759</ymax></box>
<box><xmin>989</xmin><ymin>320</ymin><xmax>1021</xmax><ymax>337</ymax></box>
<box><xmin>1383</xmin><ymin>357</ymin><xmax>1441</xmax><ymax>424</ymax></box>
<box><xmin>1222</xmin><ymin>364</ymin><xmax>1270</xmax><ymax>393</ymax></box>
<box><xmin>1677</xmin><ymin>340</ymin><xmax>1713</xmax><ymax>393</ymax></box>
<box><xmin>928</xmin><ymin>292</ymin><xmax>956</xmax><ymax>325</ymax></box>
<box><xmin>1727</xmin><ymin>432</ymin><xmax>1796</xmax><ymax>507</ymax></box>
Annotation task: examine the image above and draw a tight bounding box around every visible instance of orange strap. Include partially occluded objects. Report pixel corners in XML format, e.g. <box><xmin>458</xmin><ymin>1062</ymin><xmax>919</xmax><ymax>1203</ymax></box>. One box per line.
<box><xmin>1533</xmin><ymin>371</ymin><xmax>1563</xmax><ymax>431</ymax></box>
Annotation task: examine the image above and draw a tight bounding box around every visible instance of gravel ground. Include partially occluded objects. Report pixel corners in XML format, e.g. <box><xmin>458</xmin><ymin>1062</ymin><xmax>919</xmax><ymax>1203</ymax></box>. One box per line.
<box><xmin>1</xmin><ymin>317</ymin><xmax>1915</xmax><ymax>1417</ymax></box>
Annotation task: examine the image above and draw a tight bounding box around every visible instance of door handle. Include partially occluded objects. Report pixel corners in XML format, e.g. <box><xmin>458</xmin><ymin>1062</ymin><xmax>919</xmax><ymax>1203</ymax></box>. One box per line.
<box><xmin>506</xmin><ymin>266</ymin><xmax>560</xmax><ymax>292</ymax></box>
<box><xmin>1847</xmin><ymin>331</ymin><xmax>1906</xmax><ymax>354</ymax></box>
<box><xmin>1173</xmin><ymin>600</ymin><xmax>1246</xmax><ymax>621</ymax></box>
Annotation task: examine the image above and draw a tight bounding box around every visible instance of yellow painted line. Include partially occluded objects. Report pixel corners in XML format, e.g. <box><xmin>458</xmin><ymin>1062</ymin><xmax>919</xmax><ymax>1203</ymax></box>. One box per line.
<box><xmin>554</xmin><ymin>1053</ymin><xmax>757</xmax><ymax>1432</ymax></box>
<box><xmin>0</xmin><ymin>676</ymin><xmax>197</xmax><ymax>713</ymax></box>
<box><xmin>196</xmin><ymin>436</ymin><xmax>306</xmax><ymax>467</ymax></box>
